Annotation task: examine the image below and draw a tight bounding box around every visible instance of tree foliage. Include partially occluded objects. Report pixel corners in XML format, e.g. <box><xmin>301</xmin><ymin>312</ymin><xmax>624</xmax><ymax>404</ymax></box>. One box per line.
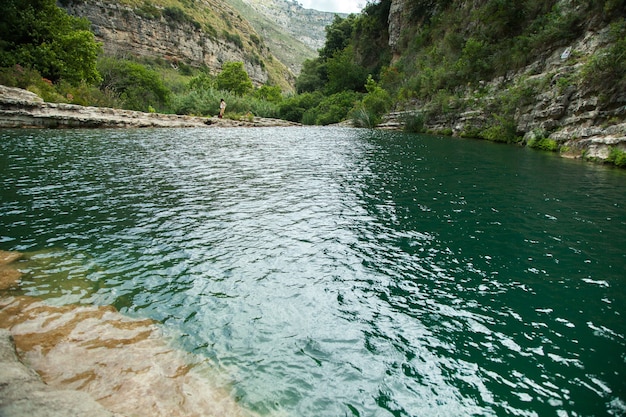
<box><xmin>325</xmin><ymin>46</ymin><xmax>368</xmax><ymax>94</ymax></box>
<box><xmin>0</xmin><ymin>0</ymin><xmax>101</xmax><ymax>84</ymax></box>
<box><xmin>319</xmin><ymin>15</ymin><xmax>356</xmax><ymax>60</ymax></box>
<box><xmin>98</xmin><ymin>57</ymin><xmax>169</xmax><ymax>111</ymax></box>
<box><xmin>216</xmin><ymin>61</ymin><xmax>253</xmax><ymax>96</ymax></box>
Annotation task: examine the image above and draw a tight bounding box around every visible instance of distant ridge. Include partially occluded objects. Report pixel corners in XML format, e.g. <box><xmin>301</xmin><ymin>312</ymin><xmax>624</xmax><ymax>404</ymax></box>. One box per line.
<box><xmin>226</xmin><ymin>0</ymin><xmax>348</xmax><ymax>73</ymax></box>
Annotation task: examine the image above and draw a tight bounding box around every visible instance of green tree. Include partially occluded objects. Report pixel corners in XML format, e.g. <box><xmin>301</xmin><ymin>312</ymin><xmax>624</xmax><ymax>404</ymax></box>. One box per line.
<box><xmin>351</xmin><ymin>75</ymin><xmax>391</xmax><ymax>127</ymax></box>
<box><xmin>254</xmin><ymin>84</ymin><xmax>282</xmax><ymax>103</ymax></box>
<box><xmin>352</xmin><ymin>0</ymin><xmax>392</xmax><ymax>71</ymax></box>
<box><xmin>319</xmin><ymin>15</ymin><xmax>356</xmax><ymax>60</ymax></box>
<box><xmin>98</xmin><ymin>57</ymin><xmax>169</xmax><ymax>111</ymax></box>
<box><xmin>278</xmin><ymin>92</ymin><xmax>323</xmax><ymax>123</ymax></box>
<box><xmin>0</xmin><ymin>0</ymin><xmax>101</xmax><ymax>84</ymax></box>
<box><xmin>296</xmin><ymin>58</ymin><xmax>327</xmax><ymax>93</ymax></box>
<box><xmin>303</xmin><ymin>90</ymin><xmax>361</xmax><ymax>125</ymax></box>
<box><xmin>216</xmin><ymin>61</ymin><xmax>253</xmax><ymax>96</ymax></box>
<box><xmin>325</xmin><ymin>46</ymin><xmax>368</xmax><ymax>94</ymax></box>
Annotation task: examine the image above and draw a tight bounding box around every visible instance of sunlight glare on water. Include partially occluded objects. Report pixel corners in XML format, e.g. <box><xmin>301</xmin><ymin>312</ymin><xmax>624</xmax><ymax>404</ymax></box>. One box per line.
<box><xmin>1</xmin><ymin>127</ymin><xmax>625</xmax><ymax>417</ymax></box>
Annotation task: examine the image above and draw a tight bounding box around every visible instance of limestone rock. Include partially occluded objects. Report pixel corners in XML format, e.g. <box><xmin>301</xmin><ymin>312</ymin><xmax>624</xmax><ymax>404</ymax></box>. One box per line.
<box><xmin>61</xmin><ymin>0</ymin><xmax>274</xmax><ymax>86</ymax></box>
<box><xmin>0</xmin><ymin>329</ymin><xmax>122</xmax><ymax>417</ymax></box>
<box><xmin>0</xmin><ymin>86</ymin><xmax>300</xmax><ymax>129</ymax></box>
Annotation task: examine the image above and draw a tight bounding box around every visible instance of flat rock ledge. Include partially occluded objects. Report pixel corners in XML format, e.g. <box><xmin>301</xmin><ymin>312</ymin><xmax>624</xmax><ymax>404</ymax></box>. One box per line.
<box><xmin>0</xmin><ymin>329</ymin><xmax>123</xmax><ymax>417</ymax></box>
<box><xmin>0</xmin><ymin>85</ymin><xmax>300</xmax><ymax>129</ymax></box>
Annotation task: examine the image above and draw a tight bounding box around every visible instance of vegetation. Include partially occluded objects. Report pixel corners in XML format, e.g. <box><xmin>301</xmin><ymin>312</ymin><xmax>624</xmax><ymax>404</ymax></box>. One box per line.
<box><xmin>581</xmin><ymin>20</ymin><xmax>626</xmax><ymax>102</ymax></box>
<box><xmin>0</xmin><ymin>0</ymin><xmax>625</xmax><ymax>166</ymax></box>
<box><xmin>0</xmin><ymin>0</ymin><xmax>101</xmax><ymax>84</ymax></box>
<box><xmin>527</xmin><ymin>137</ymin><xmax>560</xmax><ymax>152</ymax></box>
<box><xmin>0</xmin><ymin>0</ymin><xmax>287</xmax><ymax>117</ymax></box>
<box><xmin>98</xmin><ymin>57</ymin><xmax>170</xmax><ymax>112</ymax></box>
<box><xmin>606</xmin><ymin>146</ymin><xmax>626</xmax><ymax>167</ymax></box>
<box><xmin>216</xmin><ymin>61</ymin><xmax>253</xmax><ymax>96</ymax></box>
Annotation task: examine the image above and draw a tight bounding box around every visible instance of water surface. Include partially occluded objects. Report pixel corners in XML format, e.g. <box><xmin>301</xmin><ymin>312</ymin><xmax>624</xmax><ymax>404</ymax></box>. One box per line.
<box><xmin>1</xmin><ymin>127</ymin><xmax>625</xmax><ymax>416</ymax></box>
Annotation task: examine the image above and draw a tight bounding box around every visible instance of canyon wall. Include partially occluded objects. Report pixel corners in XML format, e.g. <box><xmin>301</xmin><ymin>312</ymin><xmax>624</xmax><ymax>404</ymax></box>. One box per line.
<box><xmin>61</xmin><ymin>0</ymin><xmax>292</xmax><ymax>87</ymax></box>
<box><xmin>385</xmin><ymin>0</ymin><xmax>625</xmax><ymax>161</ymax></box>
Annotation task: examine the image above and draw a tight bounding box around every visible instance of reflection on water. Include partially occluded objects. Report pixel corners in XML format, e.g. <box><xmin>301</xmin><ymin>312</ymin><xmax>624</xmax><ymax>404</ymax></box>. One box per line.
<box><xmin>0</xmin><ymin>127</ymin><xmax>625</xmax><ymax>417</ymax></box>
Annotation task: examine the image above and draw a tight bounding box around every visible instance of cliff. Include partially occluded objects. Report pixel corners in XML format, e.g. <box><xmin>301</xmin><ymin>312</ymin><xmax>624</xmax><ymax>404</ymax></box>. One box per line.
<box><xmin>60</xmin><ymin>0</ymin><xmax>295</xmax><ymax>90</ymax></box>
<box><xmin>225</xmin><ymin>0</ymin><xmax>343</xmax><ymax>73</ymax></box>
<box><xmin>383</xmin><ymin>0</ymin><xmax>626</xmax><ymax>162</ymax></box>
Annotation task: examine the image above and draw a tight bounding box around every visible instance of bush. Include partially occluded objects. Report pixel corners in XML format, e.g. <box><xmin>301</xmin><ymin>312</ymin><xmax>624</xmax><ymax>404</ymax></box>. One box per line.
<box><xmin>350</xmin><ymin>104</ymin><xmax>376</xmax><ymax>128</ymax></box>
<box><xmin>170</xmin><ymin>87</ymin><xmax>279</xmax><ymax>118</ymax></box>
<box><xmin>135</xmin><ymin>3</ymin><xmax>161</xmax><ymax>20</ymax></box>
<box><xmin>254</xmin><ymin>85</ymin><xmax>282</xmax><ymax>103</ymax></box>
<box><xmin>582</xmin><ymin>21</ymin><xmax>626</xmax><ymax>101</ymax></box>
<box><xmin>362</xmin><ymin>76</ymin><xmax>391</xmax><ymax>117</ymax></box>
<box><xmin>402</xmin><ymin>112</ymin><xmax>425</xmax><ymax>133</ymax></box>
<box><xmin>0</xmin><ymin>0</ymin><xmax>101</xmax><ymax>84</ymax></box>
<box><xmin>216</xmin><ymin>61</ymin><xmax>253</xmax><ymax>96</ymax></box>
<box><xmin>606</xmin><ymin>146</ymin><xmax>626</xmax><ymax>167</ymax></box>
<box><xmin>527</xmin><ymin>137</ymin><xmax>560</xmax><ymax>152</ymax></box>
<box><xmin>306</xmin><ymin>91</ymin><xmax>362</xmax><ymax>125</ymax></box>
<box><xmin>222</xmin><ymin>31</ymin><xmax>244</xmax><ymax>49</ymax></box>
<box><xmin>97</xmin><ymin>57</ymin><xmax>170</xmax><ymax>112</ymax></box>
<box><xmin>163</xmin><ymin>7</ymin><xmax>200</xmax><ymax>30</ymax></box>
<box><xmin>278</xmin><ymin>92</ymin><xmax>324</xmax><ymax>123</ymax></box>
<box><xmin>479</xmin><ymin>115</ymin><xmax>520</xmax><ymax>143</ymax></box>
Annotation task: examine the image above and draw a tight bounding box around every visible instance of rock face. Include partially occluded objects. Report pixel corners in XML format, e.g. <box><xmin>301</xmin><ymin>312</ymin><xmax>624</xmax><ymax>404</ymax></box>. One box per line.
<box><xmin>61</xmin><ymin>0</ymin><xmax>282</xmax><ymax>86</ymax></box>
<box><xmin>238</xmin><ymin>0</ymin><xmax>340</xmax><ymax>51</ymax></box>
<box><xmin>227</xmin><ymin>0</ymin><xmax>341</xmax><ymax>73</ymax></box>
<box><xmin>383</xmin><ymin>1</ymin><xmax>626</xmax><ymax>162</ymax></box>
<box><xmin>388</xmin><ymin>0</ymin><xmax>409</xmax><ymax>60</ymax></box>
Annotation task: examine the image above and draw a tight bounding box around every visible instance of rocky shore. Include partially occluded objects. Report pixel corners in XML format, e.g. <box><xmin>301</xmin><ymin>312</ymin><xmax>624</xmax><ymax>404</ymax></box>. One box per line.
<box><xmin>1</xmin><ymin>251</ymin><xmax>117</xmax><ymax>417</ymax></box>
<box><xmin>0</xmin><ymin>85</ymin><xmax>300</xmax><ymax>129</ymax></box>
<box><xmin>0</xmin><ymin>251</ymin><xmax>254</xmax><ymax>417</ymax></box>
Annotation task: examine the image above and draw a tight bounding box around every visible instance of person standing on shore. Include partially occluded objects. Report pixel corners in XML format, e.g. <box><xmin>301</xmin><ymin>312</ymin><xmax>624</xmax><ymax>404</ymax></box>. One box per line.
<box><xmin>219</xmin><ymin>99</ymin><xmax>226</xmax><ymax>118</ymax></box>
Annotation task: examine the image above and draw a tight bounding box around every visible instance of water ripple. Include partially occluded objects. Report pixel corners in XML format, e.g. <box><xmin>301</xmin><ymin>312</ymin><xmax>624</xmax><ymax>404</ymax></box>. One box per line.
<box><xmin>1</xmin><ymin>127</ymin><xmax>625</xmax><ymax>417</ymax></box>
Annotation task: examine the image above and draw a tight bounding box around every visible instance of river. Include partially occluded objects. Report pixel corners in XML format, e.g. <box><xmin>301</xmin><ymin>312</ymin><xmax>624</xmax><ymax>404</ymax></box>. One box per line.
<box><xmin>1</xmin><ymin>127</ymin><xmax>625</xmax><ymax>417</ymax></box>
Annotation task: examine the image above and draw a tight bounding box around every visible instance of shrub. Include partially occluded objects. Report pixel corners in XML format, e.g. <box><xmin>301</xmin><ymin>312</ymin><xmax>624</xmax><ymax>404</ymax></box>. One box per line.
<box><xmin>606</xmin><ymin>147</ymin><xmax>626</xmax><ymax>167</ymax></box>
<box><xmin>402</xmin><ymin>112</ymin><xmax>425</xmax><ymax>133</ymax></box>
<box><xmin>222</xmin><ymin>31</ymin><xmax>244</xmax><ymax>49</ymax></box>
<box><xmin>97</xmin><ymin>57</ymin><xmax>170</xmax><ymax>112</ymax></box>
<box><xmin>254</xmin><ymin>85</ymin><xmax>282</xmax><ymax>103</ymax></box>
<box><xmin>581</xmin><ymin>21</ymin><xmax>626</xmax><ymax>101</ymax></box>
<box><xmin>479</xmin><ymin>115</ymin><xmax>520</xmax><ymax>143</ymax></box>
<box><xmin>278</xmin><ymin>92</ymin><xmax>324</xmax><ymax>123</ymax></box>
<box><xmin>163</xmin><ymin>7</ymin><xmax>200</xmax><ymax>29</ymax></box>
<box><xmin>362</xmin><ymin>76</ymin><xmax>391</xmax><ymax>116</ymax></box>
<box><xmin>305</xmin><ymin>90</ymin><xmax>361</xmax><ymax>125</ymax></box>
<box><xmin>216</xmin><ymin>61</ymin><xmax>253</xmax><ymax>96</ymax></box>
<box><xmin>0</xmin><ymin>0</ymin><xmax>101</xmax><ymax>84</ymax></box>
<box><xmin>135</xmin><ymin>3</ymin><xmax>161</xmax><ymax>20</ymax></box>
<box><xmin>527</xmin><ymin>137</ymin><xmax>560</xmax><ymax>152</ymax></box>
<box><xmin>350</xmin><ymin>104</ymin><xmax>376</xmax><ymax>128</ymax></box>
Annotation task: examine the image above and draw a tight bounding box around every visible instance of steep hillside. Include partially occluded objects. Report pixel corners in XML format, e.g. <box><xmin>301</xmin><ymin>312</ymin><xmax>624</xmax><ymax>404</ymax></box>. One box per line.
<box><xmin>382</xmin><ymin>0</ymin><xmax>626</xmax><ymax>162</ymax></box>
<box><xmin>60</xmin><ymin>0</ymin><xmax>295</xmax><ymax>90</ymax></box>
<box><xmin>225</xmin><ymin>0</ymin><xmax>344</xmax><ymax>73</ymax></box>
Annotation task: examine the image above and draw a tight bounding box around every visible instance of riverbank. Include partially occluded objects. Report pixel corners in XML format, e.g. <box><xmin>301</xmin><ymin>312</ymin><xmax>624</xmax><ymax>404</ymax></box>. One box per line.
<box><xmin>0</xmin><ymin>85</ymin><xmax>300</xmax><ymax>129</ymax></box>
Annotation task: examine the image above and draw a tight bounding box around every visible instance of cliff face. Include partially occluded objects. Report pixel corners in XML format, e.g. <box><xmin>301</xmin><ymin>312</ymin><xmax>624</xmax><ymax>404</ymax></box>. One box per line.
<box><xmin>385</xmin><ymin>0</ymin><xmax>626</xmax><ymax>161</ymax></box>
<box><xmin>225</xmin><ymin>0</ymin><xmax>341</xmax><ymax>74</ymax></box>
<box><xmin>61</xmin><ymin>0</ymin><xmax>294</xmax><ymax>88</ymax></box>
<box><xmin>387</xmin><ymin>0</ymin><xmax>408</xmax><ymax>60</ymax></box>
<box><xmin>237</xmin><ymin>0</ymin><xmax>340</xmax><ymax>51</ymax></box>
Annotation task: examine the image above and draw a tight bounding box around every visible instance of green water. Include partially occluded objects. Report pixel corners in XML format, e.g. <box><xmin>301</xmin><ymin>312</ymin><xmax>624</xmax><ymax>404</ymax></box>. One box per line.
<box><xmin>1</xmin><ymin>127</ymin><xmax>625</xmax><ymax>416</ymax></box>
